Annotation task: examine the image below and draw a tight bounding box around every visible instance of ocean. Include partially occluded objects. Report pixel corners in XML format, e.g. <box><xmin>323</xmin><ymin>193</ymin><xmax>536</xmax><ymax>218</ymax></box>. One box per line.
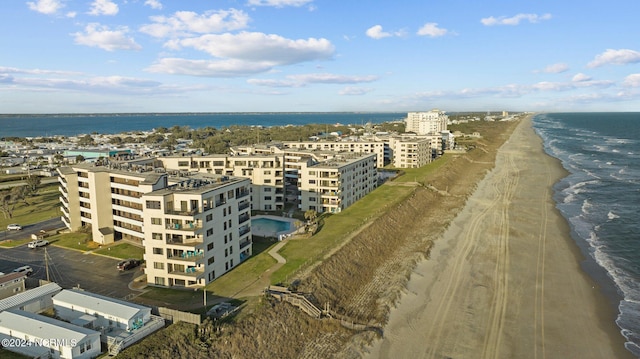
<box><xmin>0</xmin><ymin>112</ymin><xmax>406</xmax><ymax>138</ymax></box>
<box><xmin>533</xmin><ymin>113</ymin><xmax>640</xmax><ymax>357</ymax></box>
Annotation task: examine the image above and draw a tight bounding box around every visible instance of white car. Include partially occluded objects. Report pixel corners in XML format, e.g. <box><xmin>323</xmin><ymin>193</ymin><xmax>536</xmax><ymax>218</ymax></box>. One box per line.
<box><xmin>12</xmin><ymin>266</ymin><xmax>33</xmax><ymax>276</ymax></box>
<box><xmin>28</xmin><ymin>240</ymin><xmax>49</xmax><ymax>249</ymax></box>
<box><xmin>6</xmin><ymin>224</ymin><xmax>22</xmax><ymax>231</ymax></box>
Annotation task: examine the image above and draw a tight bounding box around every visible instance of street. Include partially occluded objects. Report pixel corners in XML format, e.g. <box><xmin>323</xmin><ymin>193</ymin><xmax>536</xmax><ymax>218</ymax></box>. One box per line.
<box><xmin>1</xmin><ymin>217</ymin><xmax>64</xmax><ymax>241</ymax></box>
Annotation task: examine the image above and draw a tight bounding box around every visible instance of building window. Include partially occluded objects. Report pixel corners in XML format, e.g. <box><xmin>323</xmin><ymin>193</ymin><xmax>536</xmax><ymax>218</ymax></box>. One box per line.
<box><xmin>152</xmin><ymin>233</ymin><xmax>162</xmax><ymax>240</ymax></box>
<box><xmin>207</xmin><ymin>243</ymin><xmax>214</xmax><ymax>251</ymax></box>
<box><xmin>155</xmin><ymin>277</ymin><xmax>165</xmax><ymax>285</ymax></box>
<box><xmin>178</xmin><ymin>161</ymin><xmax>189</xmax><ymax>167</ymax></box>
<box><xmin>208</xmin><ymin>256</ymin><xmax>215</xmax><ymax>265</ymax></box>
<box><xmin>153</xmin><ymin>248</ymin><xmax>163</xmax><ymax>255</ymax></box>
<box><xmin>264</xmin><ymin>196</ymin><xmax>272</xmax><ymax>201</ymax></box>
<box><xmin>151</xmin><ymin>218</ymin><xmax>162</xmax><ymax>225</ymax></box>
<box><xmin>206</xmin><ymin>214</ymin><xmax>213</xmax><ymax>222</ymax></box>
<box><xmin>206</xmin><ymin>228</ymin><xmax>213</xmax><ymax>236</ymax></box>
<box><xmin>146</xmin><ymin>200</ymin><xmax>161</xmax><ymax>209</ymax></box>
<box><xmin>153</xmin><ymin>262</ymin><xmax>164</xmax><ymax>270</ymax></box>
<box><xmin>264</xmin><ymin>179</ymin><xmax>271</xmax><ymax>183</ymax></box>
<box><xmin>264</xmin><ymin>187</ymin><xmax>272</xmax><ymax>192</ymax></box>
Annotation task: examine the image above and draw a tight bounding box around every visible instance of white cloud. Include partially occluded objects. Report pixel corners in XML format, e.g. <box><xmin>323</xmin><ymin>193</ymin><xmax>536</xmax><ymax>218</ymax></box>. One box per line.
<box><xmin>572</xmin><ymin>73</ymin><xmax>591</xmax><ymax>82</ymax></box>
<box><xmin>144</xmin><ymin>0</ymin><xmax>162</xmax><ymax>10</ymax></box>
<box><xmin>0</xmin><ymin>66</ymin><xmax>82</xmax><ymax>76</ymax></box>
<box><xmin>140</xmin><ymin>9</ymin><xmax>250</xmax><ymax>38</ymax></box>
<box><xmin>587</xmin><ymin>49</ymin><xmax>640</xmax><ymax>68</ymax></box>
<box><xmin>416</xmin><ymin>23</ymin><xmax>448</xmax><ymax>37</ymax></box>
<box><xmin>171</xmin><ymin>32</ymin><xmax>334</xmax><ymax>65</ymax></box>
<box><xmin>146</xmin><ymin>58</ymin><xmax>273</xmax><ymax>77</ymax></box>
<box><xmin>248</xmin><ymin>73</ymin><xmax>377</xmax><ymax>88</ymax></box>
<box><xmin>88</xmin><ymin>0</ymin><xmax>118</xmax><ymax>16</ymax></box>
<box><xmin>27</xmin><ymin>0</ymin><xmax>64</xmax><ymax>15</ymax></box>
<box><xmin>73</xmin><ymin>23</ymin><xmax>141</xmax><ymax>51</ymax></box>
<box><xmin>623</xmin><ymin>74</ymin><xmax>640</xmax><ymax>87</ymax></box>
<box><xmin>66</xmin><ymin>11</ymin><xmax>77</xmax><ymax>18</ymax></box>
<box><xmin>247</xmin><ymin>0</ymin><xmax>312</xmax><ymax>7</ymax></box>
<box><xmin>540</xmin><ymin>63</ymin><xmax>569</xmax><ymax>73</ymax></box>
<box><xmin>365</xmin><ymin>25</ymin><xmax>406</xmax><ymax>39</ymax></box>
<box><xmin>481</xmin><ymin>13</ymin><xmax>552</xmax><ymax>26</ymax></box>
<box><xmin>366</xmin><ymin>25</ymin><xmax>391</xmax><ymax>39</ymax></box>
<box><xmin>339</xmin><ymin>86</ymin><xmax>373</xmax><ymax>95</ymax></box>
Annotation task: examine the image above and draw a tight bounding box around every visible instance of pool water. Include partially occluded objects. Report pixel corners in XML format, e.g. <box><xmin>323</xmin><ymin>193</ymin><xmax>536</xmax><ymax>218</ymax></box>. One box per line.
<box><xmin>251</xmin><ymin>218</ymin><xmax>291</xmax><ymax>235</ymax></box>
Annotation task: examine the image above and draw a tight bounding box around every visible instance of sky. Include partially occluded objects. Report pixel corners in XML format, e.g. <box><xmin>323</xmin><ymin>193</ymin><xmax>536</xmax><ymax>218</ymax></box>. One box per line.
<box><xmin>1</xmin><ymin>0</ymin><xmax>640</xmax><ymax>113</ymax></box>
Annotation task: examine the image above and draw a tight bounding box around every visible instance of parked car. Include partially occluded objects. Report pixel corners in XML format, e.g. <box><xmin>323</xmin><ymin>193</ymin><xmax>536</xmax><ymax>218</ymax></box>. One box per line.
<box><xmin>6</xmin><ymin>224</ymin><xmax>22</xmax><ymax>231</ymax></box>
<box><xmin>12</xmin><ymin>266</ymin><xmax>33</xmax><ymax>276</ymax></box>
<box><xmin>27</xmin><ymin>239</ymin><xmax>49</xmax><ymax>249</ymax></box>
<box><xmin>117</xmin><ymin>259</ymin><xmax>141</xmax><ymax>271</ymax></box>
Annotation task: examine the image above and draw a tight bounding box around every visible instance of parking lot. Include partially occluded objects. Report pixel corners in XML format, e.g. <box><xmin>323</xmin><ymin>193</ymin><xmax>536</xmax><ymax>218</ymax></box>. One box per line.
<box><xmin>0</xmin><ymin>244</ymin><xmax>143</xmax><ymax>300</ymax></box>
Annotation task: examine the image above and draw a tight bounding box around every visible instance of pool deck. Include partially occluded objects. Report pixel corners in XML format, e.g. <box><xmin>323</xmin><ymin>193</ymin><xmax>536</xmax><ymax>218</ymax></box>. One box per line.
<box><xmin>251</xmin><ymin>215</ymin><xmax>300</xmax><ymax>238</ymax></box>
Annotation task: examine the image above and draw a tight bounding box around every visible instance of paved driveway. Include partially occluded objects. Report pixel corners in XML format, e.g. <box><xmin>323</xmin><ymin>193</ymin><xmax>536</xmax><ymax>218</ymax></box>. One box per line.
<box><xmin>0</xmin><ymin>244</ymin><xmax>142</xmax><ymax>300</ymax></box>
<box><xmin>1</xmin><ymin>218</ymin><xmax>64</xmax><ymax>241</ymax></box>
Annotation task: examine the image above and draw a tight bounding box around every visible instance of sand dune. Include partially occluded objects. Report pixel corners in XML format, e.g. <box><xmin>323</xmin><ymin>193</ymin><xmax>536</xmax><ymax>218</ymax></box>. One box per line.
<box><xmin>364</xmin><ymin>116</ymin><xmax>632</xmax><ymax>359</ymax></box>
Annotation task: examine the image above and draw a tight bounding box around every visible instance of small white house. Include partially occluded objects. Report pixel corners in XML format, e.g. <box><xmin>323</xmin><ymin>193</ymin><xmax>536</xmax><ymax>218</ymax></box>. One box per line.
<box><xmin>0</xmin><ymin>309</ymin><xmax>101</xmax><ymax>359</ymax></box>
<box><xmin>0</xmin><ymin>282</ymin><xmax>62</xmax><ymax>313</ymax></box>
<box><xmin>53</xmin><ymin>289</ymin><xmax>151</xmax><ymax>332</ymax></box>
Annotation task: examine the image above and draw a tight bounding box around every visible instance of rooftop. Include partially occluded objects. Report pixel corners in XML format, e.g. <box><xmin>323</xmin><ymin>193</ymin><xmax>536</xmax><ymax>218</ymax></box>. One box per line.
<box><xmin>0</xmin><ymin>309</ymin><xmax>99</xmax><ymax>343</ymax></box>
<box><xmin>53</xmin><ymin>289</ymin><xmax>150</xmax><ymax>320</ymax></box>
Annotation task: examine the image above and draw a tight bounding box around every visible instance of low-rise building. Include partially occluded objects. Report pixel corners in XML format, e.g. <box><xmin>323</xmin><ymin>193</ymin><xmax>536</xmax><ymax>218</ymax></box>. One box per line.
<box><xmin>0</xmin><ymin>309</ymin><xmax>101</xmax><ymax>359</ymax></box>
<box><xmin>0</xmin><ymin>282</ymin><xmax>62</xmax><ymax>313</ymax></box>
<box><xmin>0</xmin><ymin>272</ymin><xmax>26</xmax><ymax>300</ymax></box>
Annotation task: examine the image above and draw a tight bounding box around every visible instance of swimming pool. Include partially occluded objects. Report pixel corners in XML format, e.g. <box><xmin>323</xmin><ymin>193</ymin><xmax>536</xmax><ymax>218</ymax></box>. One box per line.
<box><xmin>251</xmin><ymin>217</ymin><xmax>293</xmax><ymax>237</ymax></box>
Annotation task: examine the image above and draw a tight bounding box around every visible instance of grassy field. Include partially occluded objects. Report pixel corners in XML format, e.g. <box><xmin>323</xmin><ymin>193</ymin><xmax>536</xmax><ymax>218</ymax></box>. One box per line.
<box><xmin>94</xmin><ymin>242</ymin><xmax>144</xmax><ymax>260</ymax></box>
<box><xmin>0</xmin><ymin>182</ymin><xmax>61</xmax><ymax>230</ymax></box>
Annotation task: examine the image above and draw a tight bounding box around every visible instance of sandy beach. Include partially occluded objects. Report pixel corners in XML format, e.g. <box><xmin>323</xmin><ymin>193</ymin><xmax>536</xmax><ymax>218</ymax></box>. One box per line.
<box><xmin>364</xmin><ymin>116</ymin><xmax>632</xmax><ymax>359</ymax></box>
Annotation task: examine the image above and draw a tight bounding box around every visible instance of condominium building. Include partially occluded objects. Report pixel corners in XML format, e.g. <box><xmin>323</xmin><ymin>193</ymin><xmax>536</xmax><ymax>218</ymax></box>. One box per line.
<box><xmin>298</xmin><ymin>153</ymin><xmax>377</xmax><ymax>213</ymax></box>
<box><xmin>57</xmin><ymin>164</ymin><xmax>168</xmax><ymax>244</ymax></box>
<box><xmin>405</xmin><ymin>110</ymin><xmax>449</xmax><ymax>135</ymax></box>
<box><xmin>281</xmin><ymin>140</ymin><xmax>389</xmax><ymax>168</ymax></box>
<box><xmin>388</xmin><ymin>136</ymin><xmax>433</xmax><ymax>168</ymax></box>
<box><xmin>142</xmin><ymin>175</ymin><xmax>252</xmax><ymax>288</ymax></box>
<box><xmin>158</xmin><ymin>154</ymin><xmax>285</xmax><ymax>211</ymax></box>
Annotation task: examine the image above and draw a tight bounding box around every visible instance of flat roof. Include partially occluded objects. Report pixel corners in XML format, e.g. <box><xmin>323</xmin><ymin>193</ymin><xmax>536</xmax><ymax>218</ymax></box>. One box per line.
<box><xmin>53</xmin><ymin>289</ymin><xmax>149</xmax><ymax>320</ymax></box>
<box><xmin>147</xmin><ymin>174</ymin><xmax>249</xmax><ymax>196</ymax></box>
<box><xmin>0</xmin><ymin>282</ymin><xmax>62</xmax><ymax>312</ymax></box>
<box><xmin>0</xmin><ymin>309</ymin><xmax>98</xmax><ymax>343</ymax></box>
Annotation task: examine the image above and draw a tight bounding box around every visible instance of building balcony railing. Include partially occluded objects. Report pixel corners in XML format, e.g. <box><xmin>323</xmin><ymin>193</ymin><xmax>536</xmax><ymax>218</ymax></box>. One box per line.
<box><xmin>239</xmin><ymin>227</ymin><xmax>251</xmax><ymax>237</ymax></box>
<box><xmin>238</xmin><ymin>201</ymin><xmax>250</xmax><ymax>211</ymax></box>
<box><xmin>168</xmin><ymin>268</ymin><xmax>203</xmax><ymax>278</ymax></box>
<box><xmin>215</xmin><ymin>200</ymin><xmax>226</xmax><ymax>208</ymax></box>
<box><xmin>167</xmin><ymin>251</ymin><xmax>204</xmax><ymax>263</ymax></box>
<box><xmin>164</xmin><ymin>208</ymin><xmax>200</xmax><ymax>216</ymax></box>
<box><xmin>238</xmin><ymin>214</ymin><xmax>250</xmax><ymax>224</ymax></box>
<box><xmin>237</xmin><ymin>190</ymin><xmax>250</xmax><ymax>199</ymax></box>
<box><xmin>239</xmin><ymin>239</ymin><xmax>252</xmax><ymax>250</ymax></box>
<box><xmin>166</xmin><ymin>237</ymin><xmax>203</xmax><ymax>247</ymax></box>
<box><xmin>165</xmin><ymin>222</ymin><xmax>202</xmax><ymax>231</ymax></box>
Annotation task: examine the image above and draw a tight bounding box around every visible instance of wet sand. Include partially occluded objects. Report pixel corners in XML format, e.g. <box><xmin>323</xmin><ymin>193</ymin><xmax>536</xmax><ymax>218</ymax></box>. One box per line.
<box><xmin>364</xmin><ymin>116</ymin><xmax>632</xmax><ymax>358</ymax></box>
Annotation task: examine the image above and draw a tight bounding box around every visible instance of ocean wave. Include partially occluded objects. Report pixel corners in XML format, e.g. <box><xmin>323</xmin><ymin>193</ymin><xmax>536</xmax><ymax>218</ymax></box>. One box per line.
<box><xmin>608</xmin><ymin>211</ymin><xmax>620</xmax><ymax>220</ymax></box>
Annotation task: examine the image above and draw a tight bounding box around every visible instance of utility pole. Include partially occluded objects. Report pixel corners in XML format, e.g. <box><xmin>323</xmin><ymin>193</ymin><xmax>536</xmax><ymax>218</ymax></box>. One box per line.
<box><xmin>44</xmin><ymin>247</ymin><xmax>50</xmax><ymax>282</ymax></box>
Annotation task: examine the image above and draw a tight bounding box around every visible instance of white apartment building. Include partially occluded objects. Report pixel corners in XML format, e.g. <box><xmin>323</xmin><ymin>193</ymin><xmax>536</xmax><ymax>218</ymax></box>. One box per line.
<box><xmin>298</xmin><ymin>153</ymin><xmax>377</xmax><ymax>214</ymax></box>
<box><xmin>405</xmin><ymin>110</ymin><xmax>449</xmax><ymax>135</ymax></box>
<box><xmin>280</xmin><ymin>140</ymin><xmax>388</xmax><ymax>168</ymax></box>
<box><xmin>142</xmin><ymin>174</ymin><xmax>252</xmax><ymax>288</ymax></box>
<box><xmin>58</xmin><ymin>164</ymin><xmax>168</xmax><ymax>244</ymax></box>
<box><xmin>388</xmin><ymin>136</ymin><xmax>433</xmax><ymax>168</ymax></box>
<box><xmin>158</xmin><ymin>154</ymin><xmax>285</xmax><ymax>211</ymax></box>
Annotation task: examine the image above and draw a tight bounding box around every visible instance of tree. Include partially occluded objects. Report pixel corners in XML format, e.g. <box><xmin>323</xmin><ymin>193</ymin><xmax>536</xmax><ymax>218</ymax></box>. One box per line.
<box><xmin>0</xmin><ymin>186</ymin><xmax>27</xmax><ymax>219</ymax></box>
<box><xmin>75</xmin><ymin>155</ymin><xmax>85</xmax><ymax>163</ymax></box>
<box><xmin>77</xmin><ymin>134</ymin><xmax>95</xmax><ymax>146</ymax></box>
<box><xmin>53</xmin><ymin>153</ymin><xmax>65</xmax><ymax>164</ymax></box>
<box><xmin>25</xmin><ymin>175</ymin><xmax>41</xmax><ymax>195</ymax></box>
<box><xmin>304</xmin><ymin>209</ymin><xmax>317</xmax><ymax>224</ymax></box>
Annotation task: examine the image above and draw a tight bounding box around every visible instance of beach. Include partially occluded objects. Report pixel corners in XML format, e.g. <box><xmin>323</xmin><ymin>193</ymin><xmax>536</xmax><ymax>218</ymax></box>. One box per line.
<box><xmin>364</xmin><ymin>116</ymin><xmax>633</xmax><ymax>358</ymax></box>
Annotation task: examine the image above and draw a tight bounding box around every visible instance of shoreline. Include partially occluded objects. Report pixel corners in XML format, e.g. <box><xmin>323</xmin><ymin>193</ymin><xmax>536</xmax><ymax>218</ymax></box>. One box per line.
<box><xmin>363</xmin><ymin>115</ymin><xmax>632</xmax><ymax>358</ymax></box>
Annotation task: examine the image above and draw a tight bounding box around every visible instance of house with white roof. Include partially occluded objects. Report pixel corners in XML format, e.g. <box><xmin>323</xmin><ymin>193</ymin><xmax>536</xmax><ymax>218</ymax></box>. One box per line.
<box><xmin>0</xmin><ymin>309</ymin><xmax>101</xmax><ymax>359</ymax></box>
<box><xmin>0</xmin><ymin>282</ymin><xmax>62</xmax><ymax>313</ymax></box>
<box><xmin>53</xmin><ymin>289</ymin><xmax>151</xmax><ymax>332</ymax></box>
<box><xmin>53</xmin><ymin>289</ymin><xmax>164</xmax><ymax>355</ymax></box>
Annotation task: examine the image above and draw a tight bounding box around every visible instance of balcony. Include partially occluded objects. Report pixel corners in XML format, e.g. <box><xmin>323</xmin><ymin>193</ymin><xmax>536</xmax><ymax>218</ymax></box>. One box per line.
<box><xmin>168</xmin><ymin>268</ymin><xmax>203</xmax><ymax>278</ymax></box>
<box><xmin>167</xmin><ymin>250</ymin><xmax>204</xmax><ymax>263</ymax></box>
<box><xmin>166</xmin><ymin>236</ymin><xmax>203</xmax><ymax>247</ymax></box>
<box><xmin>239</xmin><ymin>226</ymin><xmax>251</xmax><ymax>237</ymax></box>
<box><xmin>165</xmin><ymin>222</ymin><xmax>202</xmax><ymax>231</ymax></box>
<box><xmin>239</xmin><ymin>239</ymin><xmax>252</xmax><ymax>250</ymax></box>
<box><xmin>238</xmin><ymin>214</ymin><xmax>250</xmax><ymax>224</ymax></box>
<box><xmin>238</xmin><ymin>201</ymin><xmax>250</xmax><ymax>211</ymax></box>
<box><xmin>237</xmin><ymin>190</ymin><xmax>250</xmax><ymax>199</ymax></box>
<box><xmin>164</xmin><ymin>208</ymin><xmax>200</xmax><ymax>216</ymax></box>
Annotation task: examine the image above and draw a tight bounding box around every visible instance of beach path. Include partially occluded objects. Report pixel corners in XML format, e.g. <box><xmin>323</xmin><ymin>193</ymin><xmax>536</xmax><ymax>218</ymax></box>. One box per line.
<box><xmin>365</xmin><ymin>117</ymin><xmax>631</xmax><ymax>359</ymax></box>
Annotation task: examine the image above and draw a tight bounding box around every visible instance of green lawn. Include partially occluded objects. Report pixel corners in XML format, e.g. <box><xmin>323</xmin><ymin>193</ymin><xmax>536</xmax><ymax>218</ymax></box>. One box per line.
<box><xmin>0</xmin><ymin>182</ymin><xmax>61</xmax><ymax>230</ymax></box>
<box><xmin>48</xmin><ymin>231</ymin><xmax>96</xmax><ymax>251</ymax></box>
<box><xmin>94</xmin><ymin>242</ymin><xmax>144</xmax><ymax>260</ymax></box>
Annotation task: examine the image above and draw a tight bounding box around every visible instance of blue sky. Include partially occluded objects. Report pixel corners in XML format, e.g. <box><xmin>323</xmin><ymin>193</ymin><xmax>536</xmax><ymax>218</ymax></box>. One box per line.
<box><xmin>2</xmin><ymin>0</ymin><xmax>640</xmax><ymax>113</ymax></box>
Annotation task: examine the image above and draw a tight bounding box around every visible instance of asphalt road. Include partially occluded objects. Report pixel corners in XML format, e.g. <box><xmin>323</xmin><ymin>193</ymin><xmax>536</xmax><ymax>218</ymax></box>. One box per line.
<box><xmin>1</xmin><ymin>217</ymin><xmax>64</xmax><ymax>241</ymax></box>
<box><xmin>0</xmin><ymin>243</ymin><xmax>143</xmax><ymax>300</ymax></box>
